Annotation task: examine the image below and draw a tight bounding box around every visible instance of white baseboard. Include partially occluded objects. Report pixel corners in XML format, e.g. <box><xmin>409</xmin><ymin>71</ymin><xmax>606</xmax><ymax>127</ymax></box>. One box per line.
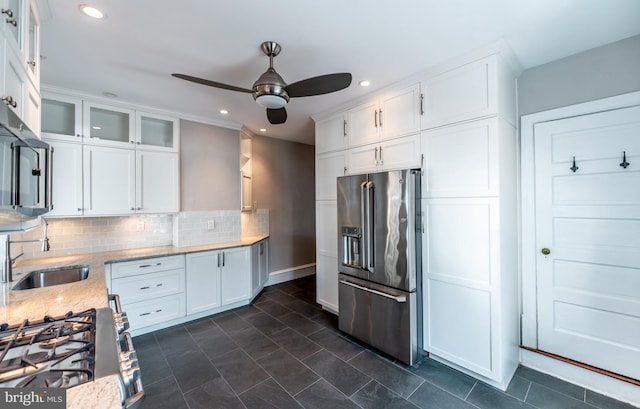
<box><xmin>265</xmin><ymin>263</ymin><xmax>315</xmax><ymax>286</ymax></box>
<box><xmin>521</xmin><ymin>350</ymin><xmax>640</xmax><ymax>407</ymax></box>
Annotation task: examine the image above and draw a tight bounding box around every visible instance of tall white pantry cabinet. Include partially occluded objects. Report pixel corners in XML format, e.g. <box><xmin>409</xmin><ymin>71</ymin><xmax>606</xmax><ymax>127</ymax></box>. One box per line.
<box><xmin>313</xmin><ymin>43</ymin><xmax>521</xmax><ymax>390</ymax></box>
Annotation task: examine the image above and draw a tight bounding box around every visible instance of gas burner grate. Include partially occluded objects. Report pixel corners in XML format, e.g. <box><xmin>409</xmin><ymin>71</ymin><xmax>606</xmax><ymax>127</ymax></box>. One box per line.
<box><xmin>0</xmin><ymin>309</ymin><xmax>97</xmax><ymax>387</ymax></box>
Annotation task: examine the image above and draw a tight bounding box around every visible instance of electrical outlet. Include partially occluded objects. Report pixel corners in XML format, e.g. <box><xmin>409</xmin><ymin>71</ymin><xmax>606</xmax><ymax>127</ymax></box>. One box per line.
<box><xmin>136</xmin><ymin>220</ymin><xmax>145</xmax><ymax>231</ymax></box>
<box><xmin>207</xmin><ymin>219</ymin><xmax>215</xmax><ymax>230</ymax></box>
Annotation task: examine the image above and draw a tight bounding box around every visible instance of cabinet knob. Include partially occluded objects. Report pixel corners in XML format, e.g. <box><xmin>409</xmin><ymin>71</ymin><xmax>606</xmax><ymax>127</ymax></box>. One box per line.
<box><xmin>1</xmin><ymin>8</ymin><xmax>14</xmax><ymax>18</ymax></box>
<box><xmin>2</xmin><ymin>96</ymin><xmax>17</xmax><ymax>108</ymax></box>
<box><xmin>5</xmin><ymin>17</ymin><xmax>17</xmax><ymax>26</ymax></box>
<box><xmin>27</xmin><ymin>60</ymin><xmax>36</xmax><ymax>67</ymax></box>
<box><xmin>541</xmin><ymin>248</ymin><xmax>551</xmax><ymax>255</ymax></box>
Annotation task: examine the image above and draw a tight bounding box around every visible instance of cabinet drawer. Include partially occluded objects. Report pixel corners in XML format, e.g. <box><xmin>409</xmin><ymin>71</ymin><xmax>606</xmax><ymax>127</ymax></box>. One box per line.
<box><xmin>112</xmin><ymin>269</ymin><xmax>185</xmax><ymax>304</ymax></box>
<box><xmin>122</xmin><ymin>293</ymin><xmax>186</xmax><ymax>331</ymax></box>
<box><xmin>110</xmin><ymin>255</ymin><xmax>185</xmax><ymax>278</ymax></box>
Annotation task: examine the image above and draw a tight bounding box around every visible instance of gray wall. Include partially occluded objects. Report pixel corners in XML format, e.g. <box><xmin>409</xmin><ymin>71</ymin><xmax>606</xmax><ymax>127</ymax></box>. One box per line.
<box><xmin>518</xmin><ymin>35</ymin><xmax>640</xmax><ymax>116</ymax></box>
<box><xmin>252</xmin><ymin>136</ymin><xmax>316</xmax><ymax>272</ymax></box>
<box><xmin>180</xmin><ymin>120</ymin><xmax>240</xmax><ymax>211</ymax></box>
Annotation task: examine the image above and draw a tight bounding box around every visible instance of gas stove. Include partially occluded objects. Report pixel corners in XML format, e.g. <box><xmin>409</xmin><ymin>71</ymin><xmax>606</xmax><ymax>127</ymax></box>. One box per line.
<box><xmin>0</xmin><ymin>300</ymin><xmax>144</xmax><ymax>409</ymax></box>
<box><xmin>0</xmin><ymin>309</ymin><xmax>96</xmax><ymax>388</ymax></box>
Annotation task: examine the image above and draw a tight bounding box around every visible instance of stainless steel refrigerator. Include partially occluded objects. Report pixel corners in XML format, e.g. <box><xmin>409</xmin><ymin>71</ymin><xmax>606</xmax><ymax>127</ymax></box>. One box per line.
<box><xmin>337</xmin><ymin>169</ymin><xmax>422</xmax><ymax>365</ymax></box>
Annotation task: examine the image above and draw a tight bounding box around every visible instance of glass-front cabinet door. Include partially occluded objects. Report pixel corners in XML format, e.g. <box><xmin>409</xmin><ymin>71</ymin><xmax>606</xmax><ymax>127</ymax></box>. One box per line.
<box><xmin>3</xmin><ymin>0</ymin><xmax>23</xmax><ymax>54</ymax></box>
<box><xmin>41</xmin><ymin>93</ymin><xmax>83</xmax><ymax>141</ymax></box>
<box><xmin>25</xmin><ymin>1</ymin><xmax>39</xmax><ymax>84</ymax></box>
<box><xmin>135</xmin><ymin>111</ymin><xmax>179</xmax><ymax>152</ymax></box>
<box><xmin>83</xmin><ymin>101</ymin><xmax>135</xmax><ymax>147</ymax></box>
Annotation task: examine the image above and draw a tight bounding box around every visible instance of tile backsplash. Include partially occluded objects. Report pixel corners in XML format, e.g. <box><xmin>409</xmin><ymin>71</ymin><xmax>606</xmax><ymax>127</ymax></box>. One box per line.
<box><xmin>14</xmin><ymin>209</ymin><xmax>269</xmax><ymax>261</ymax></box>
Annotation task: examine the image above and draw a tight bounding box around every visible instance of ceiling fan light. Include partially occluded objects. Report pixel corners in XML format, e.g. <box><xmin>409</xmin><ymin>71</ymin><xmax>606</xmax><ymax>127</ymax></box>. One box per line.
<box><xmin>255</xmin><ymin>94</ymin><xmax>287</xmax><ymax>109</ymax></box>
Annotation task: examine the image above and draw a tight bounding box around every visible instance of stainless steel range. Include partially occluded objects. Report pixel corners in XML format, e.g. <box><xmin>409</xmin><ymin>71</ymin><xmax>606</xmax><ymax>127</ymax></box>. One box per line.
<box><xmin>0</xmin><ymin>298</ymin><xmax>144</xmax><ymax>408</ymax></box>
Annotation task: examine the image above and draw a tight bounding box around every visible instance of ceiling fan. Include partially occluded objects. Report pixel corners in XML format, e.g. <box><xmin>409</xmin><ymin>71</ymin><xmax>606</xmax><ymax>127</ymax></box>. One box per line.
<box><xmin>172</xmin><ymin>42</ymin><xmax>352</xmax><ymax>125</ymax></box>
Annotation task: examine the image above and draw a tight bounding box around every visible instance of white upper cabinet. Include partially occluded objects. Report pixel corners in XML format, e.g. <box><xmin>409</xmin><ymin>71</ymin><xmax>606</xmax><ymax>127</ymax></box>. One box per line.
<box><xmin>1</xmin><ymin>0</ymin><xmax>40</xmax><ymax>132</ymax></box>
<box><xmin>24</xmin><ymin>0</ymin><xmax>38</xmax><ymax>86</ymax></box>
<box><xmin>347</xmin><ymin>133</ymin><xmax>421</xmax><ymax>174</ymax></box>
<box><xmin>83</xmin><ymin>101</ymin><xmax>136</xmax><ymax>147</ymax></box>
<box><xmin>136</xmin><ymin>150</ymin><xmax>179</xmax><ymax>214</ymax></box>
<box><xmin>315</xmin><ymin>112</ymin><xmax>347</xmax><ymax>154</ymax></box>
<box><xmin>348</xmin><ymin>83</ymin><xmax>421</xmax><ymax>148</ymax></box>
<box><xmin>41</xmin><ymin>93</ymin><xmax>83</xmax><ymax>141</ymax></box>
<box><xmin>82</xmin><ymin>145</ymin><xmax>136</xmax><ymax>216</ymax></box>
<box><xmin>45</xmin><ymin>139</ymin><xmax>83</xmax><ymax>217</ymax></box>
<box><xmin>421</xmin><ymin>118</ymin><xmax>499</xmax><ymax>198</ymax></box>
<box><xmin>316</xmin><ymin>151</ymin><xmax>346</xmax><ymax>200</ymax></box>
<box><xmin>2</xmin><ymin>0</ymin><xmax>23</xmax><ymax>55</ymax></box>
<box><xmin>420</xmin><ymin>55</ymin><xmax>516</xmax><ymax>129</ymax></box>
<box><xmin>135</xmin><ymin>111</ymin><xmax>179</xmax><ymax>152</ymax></box>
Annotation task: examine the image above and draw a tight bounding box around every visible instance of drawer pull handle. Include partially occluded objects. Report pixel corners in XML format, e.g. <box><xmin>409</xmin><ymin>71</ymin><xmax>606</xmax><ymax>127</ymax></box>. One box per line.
<box><xmin>139</xmin><ymin>262</ymin><xmax>162</xmax><ymax>268</ymax></box>
<box><xmin>139</xmin><ymin>309</ymin><xmax>162</xmax><ymax>316</ymax></box>
<box><xmin>140</xmin><ymin>283</ymin><xmax>163</xmax><ymax>290</ymax></box>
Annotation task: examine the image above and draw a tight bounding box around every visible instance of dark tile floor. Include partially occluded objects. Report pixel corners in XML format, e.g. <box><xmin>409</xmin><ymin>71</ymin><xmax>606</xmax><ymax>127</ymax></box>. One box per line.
<box><xmin>134</xmin><ymin>275</ymin><xmax>638</xmax><ymax>409</ymax></box>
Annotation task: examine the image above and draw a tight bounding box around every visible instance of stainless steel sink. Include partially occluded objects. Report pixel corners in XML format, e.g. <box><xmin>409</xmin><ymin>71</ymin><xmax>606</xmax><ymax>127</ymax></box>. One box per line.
<box><xmin>12</xmin><ymin>265</ymin><xmax>90</xmax><ymax>290</ymax></box>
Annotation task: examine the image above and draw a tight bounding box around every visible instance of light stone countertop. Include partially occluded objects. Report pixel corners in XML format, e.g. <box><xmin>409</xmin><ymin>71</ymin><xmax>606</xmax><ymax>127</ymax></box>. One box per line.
<box><xmin>0</xmin><ymin>234</ymin><xmax>269</xmax><ymax>409</ymax></box>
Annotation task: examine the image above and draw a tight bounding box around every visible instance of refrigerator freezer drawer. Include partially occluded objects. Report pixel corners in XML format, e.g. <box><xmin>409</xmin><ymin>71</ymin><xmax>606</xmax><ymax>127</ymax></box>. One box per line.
<box><xmin>338</xmin><ymin>274</ymin><xmax>418</xmax><ymax>365</ymax></box>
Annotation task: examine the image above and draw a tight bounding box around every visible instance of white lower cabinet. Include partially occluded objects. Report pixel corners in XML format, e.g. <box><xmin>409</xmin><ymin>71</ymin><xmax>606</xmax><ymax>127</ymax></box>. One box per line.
<box><xmin>185</xmin><ymin>251</ymin><xmax>221</xmax><ymax>314</ymax></box>
<box><xmin>220</xmin><ymin>247</ymin><xmax>251</xmax><ymax>305</ymax></box>
<box><xmin>108</xmin><ymin>255</ymin><xmax>186</xmax><ymax>333</ymax></box>
<box><xmin>251</xmin><ymin>239</ymin><xmax>269</xmax><ymax>298</ymax></box>
<box><xmin>186</xmin><ymin>247</ymin><xmax>251</xmax><ymax>314</ymax></box>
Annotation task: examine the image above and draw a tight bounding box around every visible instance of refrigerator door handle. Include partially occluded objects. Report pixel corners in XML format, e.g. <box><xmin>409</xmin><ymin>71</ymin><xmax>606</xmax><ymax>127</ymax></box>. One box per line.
<box><xmin>360</xmin><ymin>181</ymin><xmax>369</xmax><ymax>270</ymax></box>
<box><xmin>365</xmin><ymin>181</ymin><xmax>375</xmax><ymax>271</ymax></box>
<box><xmin>339</xmin><ymin>278</ymin><xmax>406</xmax><ymax>303</ymax></box>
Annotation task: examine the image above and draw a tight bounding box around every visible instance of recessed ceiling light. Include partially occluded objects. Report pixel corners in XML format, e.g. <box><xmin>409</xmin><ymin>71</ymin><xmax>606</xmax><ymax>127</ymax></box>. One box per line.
<box><xmin>92</xmin><ymin>126</ymin><xmax>102</xmax><ymax>130</ymax></box>
<box><xmin>359</xmin><ymin>80</ymin><xmax>371</xmax><ymax>87</ymax></box>
<box><xmin>79</xmin><ymin>4</ymin><xmax>105</xmax><ymax>19</ymax></box>
<box><xmin>219</xmin><ymin>109</ymin><xmax>229</xmax><ymax>115</ymax></box>
<box><xmin>102</xmin><ymin>91</ymin><xmax>118</xmax><ymax>98</ymax></box>
<box><xmin>259</xmin><ymin>128</ymin><xmax>267</xmax><ymax>132</ymax></box>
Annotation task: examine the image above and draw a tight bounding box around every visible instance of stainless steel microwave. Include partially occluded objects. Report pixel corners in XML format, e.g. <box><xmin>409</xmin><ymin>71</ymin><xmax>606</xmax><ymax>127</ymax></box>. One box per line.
<box><xmin>0</xmin><ymin>106</ymin><xmax>53</xmax><ymax>230</ymax></box>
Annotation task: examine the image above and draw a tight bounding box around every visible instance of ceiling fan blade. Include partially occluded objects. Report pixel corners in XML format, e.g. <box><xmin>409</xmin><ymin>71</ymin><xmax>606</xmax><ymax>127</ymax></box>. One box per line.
<box><xmin>286</xmin><ymin>73</ymin><xmax>352</xmax><ymax>97</ymax></box>
<box><xmin>267</xmin><ymin>107</ymin><xmax>287</xmax><ymax>124</ymax></box>
<box><xmin>171</xmin><ymin>73</ymin><xmax>252</xmax><ymax>93</ymax></box>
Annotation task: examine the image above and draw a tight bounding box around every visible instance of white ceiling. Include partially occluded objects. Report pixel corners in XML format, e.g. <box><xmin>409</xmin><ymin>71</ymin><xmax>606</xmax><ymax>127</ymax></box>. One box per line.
<box><xmin>37</xmin><ymin>0</ymin><xmax>640</xmax><ymax>145</ymax></box>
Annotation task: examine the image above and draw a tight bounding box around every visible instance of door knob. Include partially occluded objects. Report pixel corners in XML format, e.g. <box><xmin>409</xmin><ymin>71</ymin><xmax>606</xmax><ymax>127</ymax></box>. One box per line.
<box><xmin>541</xmin><ymin>248</ymin><xmax>551</xmax><ymax>255</ymax></box>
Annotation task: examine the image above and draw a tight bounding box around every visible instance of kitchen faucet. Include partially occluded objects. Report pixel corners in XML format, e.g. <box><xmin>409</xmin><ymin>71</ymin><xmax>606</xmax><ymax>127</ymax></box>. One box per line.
<box><xmin>1</xmin><ymin>217</ymin><xmax>50</xmax><ymax>283</ymax></box>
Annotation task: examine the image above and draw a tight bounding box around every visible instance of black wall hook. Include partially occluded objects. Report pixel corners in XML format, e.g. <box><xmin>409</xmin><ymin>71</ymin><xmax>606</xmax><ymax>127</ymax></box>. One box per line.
<box><xmin>570</xmin><ymin>156</ymin><xmax>579</xmax><ymax>173</ymax></box>
<box><xmin>620</xmin><ymin>151</ymin><xmax>630</xmax><ymax>169</ymax></box>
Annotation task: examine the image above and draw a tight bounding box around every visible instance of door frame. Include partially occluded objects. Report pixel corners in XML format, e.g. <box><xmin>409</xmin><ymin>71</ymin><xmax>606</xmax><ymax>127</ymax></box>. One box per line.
<box><xmin>519</xmin><ymin>91</ymin><xmax>640</xmax><ymax>405</ymax></box>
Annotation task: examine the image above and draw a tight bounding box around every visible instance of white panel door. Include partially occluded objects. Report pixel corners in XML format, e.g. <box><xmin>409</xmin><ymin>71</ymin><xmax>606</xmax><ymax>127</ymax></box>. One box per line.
<box><xmin>421</xmin><ymin>118</ymin><xmax>498</xmax><ymax>198</ymax></box>
<box><xmin>421</xmin><ymin>56</ymin><xmax>495</xmax><ymax>129</ymax></box>
<box><xmin>186</xmin><ymin>251</ymin><xmax>221</xmax><ymax>314</ymax></box>
<box><xmin>348</xmin><ymin>100</ymin><xmax>379</xmax><ymax>148</ymax></box>
<box><xmin>379</xmin><ymin>133</ymin><xmax>421</xmax><ymax>171</ymax></box>
<box><xmin>534</xmin><ymin>105</ymin><xmax>640</xmax><ymax>379</ymax></box>
<box><xmin>316</xmin><ymin>201</ymin><xmax>339</xmax><ymax>312</ymax></box>
<box><xmin>347</xmin><ymin>143</ymin><xmax>378</xmax><ymax>174</ymax></box>
<box><xmin>220</xmin><ymin>247</ymin><xmax>251</xmax><ymax>305</ymax></box>
<box><xmin>315</xmin><ymin>113</ymin><xmax>347</xmax><ymax>154</ymax></box>
<box><xmin>316</xmin><ymin>151</ymin><xmax>346</xmax><ymax>200</ymax></box>
<box><xmin>45</xmin><ymin>140</ymin><xmax>83</xmax><ymax>217</ymax></box>
<box><xmin>379</xmin><ymin>83</ymin><xmax>421</xmax><ymax>140</ymax></box>
<box><xmin>83</xmin><ymin>145</ymin><xmax>135</xmax><ymax>215</ymax></box>
<box><xmin>136</xmin><ymin>150</ymin><xmax>179</xmax><ymax>213</ymax></box>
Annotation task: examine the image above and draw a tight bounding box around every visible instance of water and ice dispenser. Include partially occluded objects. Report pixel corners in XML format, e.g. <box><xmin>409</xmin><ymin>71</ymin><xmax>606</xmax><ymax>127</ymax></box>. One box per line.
<box><xmin>341</xmin><ymin>226</ymin><xmax>362</xmax><ymax>268</ymax></box>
